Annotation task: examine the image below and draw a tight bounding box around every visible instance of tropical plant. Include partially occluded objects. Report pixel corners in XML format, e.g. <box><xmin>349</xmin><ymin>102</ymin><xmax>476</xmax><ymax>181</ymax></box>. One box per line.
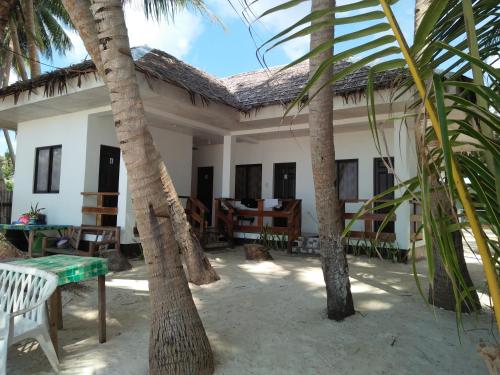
<box><xmin>7</xmin><ymin>0</ymin><xmax>74</xmax><ymax>79</ymax></box>
<box><xmin>25</xmin><ymin>202</ymin><xmax>44</xmax><ymax>219</ymax></box>
<box><xmin>0</xmin><ymin>152</ymin><xmax>14</xmax><ymax>191</ymax></box>
<box><xmin>259</xmin><ymin>0</ymin><xmax>500</xmax><ymax>331</ymax></box>
<box><xmin>414</xmin><ymin>0</ymin><xmax>479</xmax><ymax>313</ymax></box>
<box><xmin>62</xmin><ymin>1</ymin><xmax>216</xmax><ymax>373</ymax></box>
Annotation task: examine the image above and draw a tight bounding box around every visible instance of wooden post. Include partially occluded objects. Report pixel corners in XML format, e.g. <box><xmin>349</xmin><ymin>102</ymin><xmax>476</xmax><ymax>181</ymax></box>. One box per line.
<box><xmin>98</xmin><ymin>275</ymin><xmax>106</xmax><ymax>343</ymax></box>
<box><xmin>56</xmin><ymin>287</ymin><xmax>63</xmax><ymax>329</ymax></box>
<box><xmin>115</xmin><ymin>226</ymin><xmax>121</xmax><ymax>254</ymax></box>
<box><xmin>27</xmin><ymin>230</ymin><xmax>35</xmax><ymax>258</ymax></box>
<box><xmin>257</xmin><ymin>200</ymin><xmax>264</xmax><ymax>230</ymax></box>
<box><xmin>49</xmin><ymin>289</ymin><xmax>60</xmax><ymax>357</ymax></box>
<box><xmin>96</xmin><ymin>193</ymin><xmax>103</xmax><ymax>226</ymax></box>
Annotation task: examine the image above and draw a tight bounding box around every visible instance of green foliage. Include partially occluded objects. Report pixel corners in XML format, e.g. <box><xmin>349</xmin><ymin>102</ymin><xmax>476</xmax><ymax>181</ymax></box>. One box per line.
<box><xmin>257</xmin><ymin>225</ymin><xmax>288</xmax><ymax>250</ymax></box>
<box><xmin>0</xmin><ymin>152</ymin><xmax>13</xmax><ymax>191</ymax></box>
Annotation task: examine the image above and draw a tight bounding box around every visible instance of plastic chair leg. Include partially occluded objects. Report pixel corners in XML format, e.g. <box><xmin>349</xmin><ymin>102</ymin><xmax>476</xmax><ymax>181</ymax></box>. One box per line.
<box><xmin>0</xmin><ymin>318</ymin><xmax>9</xmax><ymax>375</ymax></box>
<box><xmin>36</xmin><ymin>328</ymin><xmax>59</xmax><ymax>374</ymax></box>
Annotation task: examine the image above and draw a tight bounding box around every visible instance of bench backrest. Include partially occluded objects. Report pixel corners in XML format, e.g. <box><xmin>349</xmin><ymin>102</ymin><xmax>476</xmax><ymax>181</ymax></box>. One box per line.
<box><xmin>0</xmin><ymin>263</ymin><xmax>58</xmax><ymax>323</ymax></box>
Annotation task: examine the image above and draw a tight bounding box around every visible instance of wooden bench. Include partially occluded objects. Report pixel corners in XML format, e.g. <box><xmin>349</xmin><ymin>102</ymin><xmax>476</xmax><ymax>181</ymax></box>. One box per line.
<box><xmin>42</xmin><ymin>226</ymin><xmax>120</xmax><ymax>257</ymax></box>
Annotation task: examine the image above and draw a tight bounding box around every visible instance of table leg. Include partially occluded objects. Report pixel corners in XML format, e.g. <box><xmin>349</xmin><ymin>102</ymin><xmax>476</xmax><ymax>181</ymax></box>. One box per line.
<box><xmin>28</xmin><ymin>230</ymin><xmax>35</xmax><ymax>258</ymax></box>
<box><xmin>98</xmin><ymin>275</ymin><xmax>106</xmax><ymax>343</ymax></box>
<box><xmin>49</xmin><ymin>289</ymin><xmax>60</xmax><ymax>357</ymax></box>
<box><xmin>56</xmin><ymin>287</ymin><xmax>63</xmax><ymax>329</ymax></box>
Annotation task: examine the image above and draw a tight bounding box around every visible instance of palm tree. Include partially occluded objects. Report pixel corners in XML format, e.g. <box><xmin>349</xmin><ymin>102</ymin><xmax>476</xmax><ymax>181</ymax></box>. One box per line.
<box><xmin>414</xmin><ymin>0</ymin><xmax>479</xmax><ymax>312</ymax></box>
<box><xmin>0</xmin><ymin>0</ymin><xmax>75</xmax><ymax>167</ymax></box>
<box><xmin>24</xmin><ymin>0</ymin><xmax>40</xmax><ymax>77</ymax></box>
<box><xmin>308</xmin><ymin>0</ymin><xmax>355</xmax><ymax>320</ymax></box>
<box><xmin>260</xmin><ymin>0</ymin><xmax>500</xmax><ymax>331</ymax></box>
<box><xmin>0</xmin><ymin>0</ymin><xmax>16</xmax><ymax>42</ymax></box>
<box><xmin>64</xmin><ymin>0</ymin><xmax>215</xmax><ymax>372</ymax></box>
<box><xmin>8</xmin><ymin>0</ymin><xmax>74</xmax><ymax>80</ymax></box>
<box><xmin>61</xmin><ymin>0</ymin><xmax>219</xmax><ymax>286</ymax></box>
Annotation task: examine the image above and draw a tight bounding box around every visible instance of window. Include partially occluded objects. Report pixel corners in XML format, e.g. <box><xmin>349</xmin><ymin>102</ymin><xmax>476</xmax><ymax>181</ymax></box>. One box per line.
<box><xmin>235</xmin><ymin>164</ymin><xmax>262</xmax><ymax>200</ymax></box>
<box><xmin>34</xmin><ymin>145</ymin><xmax>62</xmax><ymax>193</ymax></box>
<box><xmin>336</xmin><ymin>159</ymin><xmax>358</xmax><ymax>200</ymax></box>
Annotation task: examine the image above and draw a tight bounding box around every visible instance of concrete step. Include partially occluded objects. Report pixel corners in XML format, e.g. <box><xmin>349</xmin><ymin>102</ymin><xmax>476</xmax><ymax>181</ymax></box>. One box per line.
<box><xmin>204</xmin><ymin>241</ymin><xmax>230</xmax><ymax>250</ymax></box>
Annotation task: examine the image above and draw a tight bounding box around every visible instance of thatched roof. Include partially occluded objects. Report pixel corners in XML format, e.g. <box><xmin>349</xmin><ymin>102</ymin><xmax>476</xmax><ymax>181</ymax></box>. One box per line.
<box><xmin>221</xmin><ymin>60</ymin><xmax>403</xmax><ymax>110</ymax></box>
<box><xmin>0</xmin><ymin>46</ymin><xmax>403</xmax><ymax>111</ymax></box>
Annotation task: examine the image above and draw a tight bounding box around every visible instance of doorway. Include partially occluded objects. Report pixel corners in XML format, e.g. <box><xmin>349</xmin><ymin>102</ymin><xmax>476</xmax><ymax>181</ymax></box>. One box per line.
<box><xmin>196</xmin><ymin>166</ymin><xmax>214</xmax><ymax>226</ymax></box>
<box><xmin>273</xmin><ymin>163</ymin><xmax>296</xmax><ymax>227</ymax></box>
<box><xmin>373</xmin><ymin>157</ymin><xmax>395</xmax><ymax>233</ymax></box>
<box><xmin>98</xmin><ymin>145</ymin><xmax>121</xmax><ymax>226</ymax></box>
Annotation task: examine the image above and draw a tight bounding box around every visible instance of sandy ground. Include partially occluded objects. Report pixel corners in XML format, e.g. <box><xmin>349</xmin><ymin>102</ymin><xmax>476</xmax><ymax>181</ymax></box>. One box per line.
<box><xmin>7</xmin><ymin>246</ymin><xmax>498</xmax><ymax>375</ymax></box>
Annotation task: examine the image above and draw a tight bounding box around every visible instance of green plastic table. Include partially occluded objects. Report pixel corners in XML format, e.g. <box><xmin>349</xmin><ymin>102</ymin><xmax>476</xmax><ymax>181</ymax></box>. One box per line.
<box><xmin>0</xmin><ymin>224</ymin><xmax>73</xmax><ymax>257</ymax></box>
<box><xmin>11</xmin><ymin>255</ymin><xmax>109</xmax><ymax>355</ymax></box>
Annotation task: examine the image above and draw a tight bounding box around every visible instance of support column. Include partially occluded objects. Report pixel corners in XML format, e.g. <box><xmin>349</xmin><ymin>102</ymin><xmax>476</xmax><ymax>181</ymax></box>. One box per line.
<box><xmin>393</xmin><ymin>120</ymin><xmax>417</xmax><ymax>250</ymax></box>
<box><xmin>221</xmin><ymin>135</ymin><xmax>235</xmax><ymax>198</ymax></box>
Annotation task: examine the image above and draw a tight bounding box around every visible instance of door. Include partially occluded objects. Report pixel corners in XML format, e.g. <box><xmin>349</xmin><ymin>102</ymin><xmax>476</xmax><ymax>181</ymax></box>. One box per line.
<box><xmin>235</xmin><ymin>164</ymin><xmax>262</xmax><ymax>200</ymax></box>
<box><xmin>373</xmin><ymin>157</ymin><xmax>394</xmax><ymax>233</ymax></box>
<box><xmin>98</xmin><ymin>145</ymin><xmax>121</xmax><ymax>226</ymax></box>
<box><xmin>273</xmin><ymin>163</ymin><xmax>296</xmax><ymax>227</ymax></box>
<box><xmin>197</xmin><ymin>167</ymin><xmax>214</xmax><ymax>226</ymax></box>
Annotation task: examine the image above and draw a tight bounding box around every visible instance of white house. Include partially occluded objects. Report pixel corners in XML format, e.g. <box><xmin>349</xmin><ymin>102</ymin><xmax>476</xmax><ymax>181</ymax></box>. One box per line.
<box><xmin>0</xmin><ymin>47</ymin><xmax>418</xmax><ymax>251</ymax></box>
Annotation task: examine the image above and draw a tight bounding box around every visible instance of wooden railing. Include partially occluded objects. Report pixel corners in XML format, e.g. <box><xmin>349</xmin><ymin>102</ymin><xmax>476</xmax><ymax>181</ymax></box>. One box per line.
<box><xmin>179</xmin><ymin>196</ymin><xmax>208</xmax><ymax>244</ymax></box>
<box><xmin>410</xmin><ymin>200</ymin><xmax>423</xmax><ymax>241</ymax></box>
<box><xmin>81</xmin><ymin>192</ymin><xmax>119</xmax><ymax>226</ymax></box>
<box><xmin>341</xmin><ymin>199</ymin><xmax>396</xmax><ymax>242</ymax></box>
<box><xmin>214</xmin><ymin>198</ymin><xmax>302</xmax><ymax>252</ymax></box>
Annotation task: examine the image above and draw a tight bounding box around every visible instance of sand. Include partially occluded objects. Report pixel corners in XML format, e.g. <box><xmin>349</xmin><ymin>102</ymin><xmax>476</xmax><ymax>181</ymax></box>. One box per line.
<box><xmin>7</xmin><ymin>247</ymin><xmax>497</xmax><ymax>375</ymax></box>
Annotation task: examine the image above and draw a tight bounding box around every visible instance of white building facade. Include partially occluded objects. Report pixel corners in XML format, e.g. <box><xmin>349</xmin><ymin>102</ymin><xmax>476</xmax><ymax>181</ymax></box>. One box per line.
<box><xmin>0</xmin><ymin>49</ymin><xmax>418</xmax><ymax>250</ymax></box>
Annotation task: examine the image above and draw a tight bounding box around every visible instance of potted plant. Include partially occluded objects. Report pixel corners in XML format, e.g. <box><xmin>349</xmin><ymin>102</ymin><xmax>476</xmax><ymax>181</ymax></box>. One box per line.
<box><xmin>24</xmin><ymin>203</ymin><xmax>46</xmax><ymax>225</ymax></box>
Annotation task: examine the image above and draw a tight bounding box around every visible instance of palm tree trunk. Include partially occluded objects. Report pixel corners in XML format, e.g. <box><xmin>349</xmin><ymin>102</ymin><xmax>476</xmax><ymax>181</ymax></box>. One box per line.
<box><xmin>414</xmin><ymin>0</ymin><xmax>479</xmax><ymax>312</ymax></box>
<box><xmin>1</xmin><ymin>39</ymin><xmax>12</xmax><ymax>86</ymax></box>
<box><xmin>24</xmin><ymin>0</ymin><xmax>40</xmax><ymax>78</ymax></box>
<box><xmin>87</xmin><ymin>1</ymin><xmax>214</xmax><ymax>373</ymax></box>
<box><xmin>63</xmin><ymin>0</ymin><xmax>219</xmax><ymax>285</ymax></box>
<box><xmin>1</xmin><ymin>43</ymin><xmax>15</xmax><ymax>167</ymax></box>
<box><xmin>60</xmin><ymin>0</ymin><xmax>104</xmax><ymax>76</ymax></box>
<box><xmin>9</xmin><ymin>19</ymin><xmax>29</xmax><ymax>81</ymax></box>
<box><xmin>2</xmin><ymin>129</ymin><xmax>14</xmax><ymax>165</ymax></box>
<box><xmin>309</xmin><ymin>0</ymin><xmax>354</xmax><ymax>321</ymax></box>
<box><xmin>0</xmin><ymin>0</ymin><xmax>16</xmax><ymax>42</ymax></box>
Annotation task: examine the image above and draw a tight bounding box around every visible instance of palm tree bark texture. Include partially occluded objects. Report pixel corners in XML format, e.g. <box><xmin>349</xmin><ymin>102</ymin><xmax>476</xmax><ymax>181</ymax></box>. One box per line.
<box><xmin>414</xmin><ymin>0</ymin><xmax>479</xmax><ymax>312</ymax></box>
<box><xmin>86</xmin><ymin>1</ymin><xmax>214</xmax><ymax>373</ymax></box>
<box><xmin>62</xmin><ymin>0</ymin><xmax>219</xmax><ymax>286</ymax></box>
<box><xmin>0</xmin><ymin>0</ymin><xmax>16</xmax><ymax>42</ymax></box>
<box><xmin>309</xmin><ymin>0</ymin><xmax>354</xmax><ymax>320</ymax></box>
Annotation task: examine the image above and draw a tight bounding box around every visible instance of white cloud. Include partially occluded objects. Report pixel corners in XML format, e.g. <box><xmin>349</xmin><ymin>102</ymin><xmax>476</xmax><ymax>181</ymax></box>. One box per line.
<box><xmin>124</xmin><ymin>4</ymin><xmax>203</xmax><ymax>58</ymax></box>
<box><xmin>49</xmin><ymin>3</ymin><xmax>204</xmax><ymax>69</ymax></box>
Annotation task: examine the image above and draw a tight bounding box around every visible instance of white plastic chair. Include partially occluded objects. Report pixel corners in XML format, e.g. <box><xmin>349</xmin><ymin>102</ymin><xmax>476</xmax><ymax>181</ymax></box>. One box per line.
<box><xmin>0</xmin><ymin>262</ymin><xmax>59</xmax><ymax>374</ymax></box>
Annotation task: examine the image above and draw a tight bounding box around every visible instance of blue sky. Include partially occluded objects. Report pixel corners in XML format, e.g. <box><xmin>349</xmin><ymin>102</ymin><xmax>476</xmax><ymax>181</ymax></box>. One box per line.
<box><xmin>0</xmin><ymin>0</ymin><xmax>416</xmax><ymax>154</ymax></box>
<box><xmin>46</xmin><ymin>0</ymin><xmax>416</xmax><ymax>77</ymax></box>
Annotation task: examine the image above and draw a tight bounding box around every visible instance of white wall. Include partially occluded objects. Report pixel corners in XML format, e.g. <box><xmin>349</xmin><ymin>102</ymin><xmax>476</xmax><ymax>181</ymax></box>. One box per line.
<box><xmin>81</xmin><ymin>114</ymin><xmax>121</xmax><ymax>225</ymax></box>
<box><xmin>13</xmin><ymin>111</ymin><xmax>90</xmax><ymax>225</ymax></box>
<box><xmin>192</xmin><ymin>128</ymin><xmax>396</xmax><ymax>237</ymax></box>
<box><xmin>117</xmin><ymin>125</ymin><xmax>194</xmax><ymax>243</ymax></box>
<box><xmin>151</xmin><ymin>127</ymin><xmax>193</xmax><ymax>196</ymax></box>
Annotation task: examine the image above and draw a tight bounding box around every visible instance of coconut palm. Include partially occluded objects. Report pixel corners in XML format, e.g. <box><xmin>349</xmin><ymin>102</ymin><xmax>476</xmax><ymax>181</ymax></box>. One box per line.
<box><xmin>414</xmin><ymin>0</ymin><xmax>479</xmax><ymax>312</ymax></box>
<box><xmin>63</xmin><ymin>0</ymin><xmax>215</xmax><ymax>372</ymax></box>
<box><xmin>306</xmin><ymin>0</ymin><xmax>354</xmax><ymax>320</ymax></box>
<box><xmin>0</xmin><ymin>0</ymin><xmax>75</xmax><ymax>167</ymax></box>
<box><xmin>260</xmin><ymin>0</ymin><xmax>500</xmax><ymax>331</ymax></box>
<box><xmin>8</xmin><ymin>0</ymin><xmax>74</xmax><ymax>79</ymax></box>
<box><xmin>0</xmin><ymin>0</ymin><xmax>16</xmax><ymax>42</ymax></box>
<box><xmin>61</xmin><ymin>0</ymin><xmax>219</xmax><ymax>286</ymax></box>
